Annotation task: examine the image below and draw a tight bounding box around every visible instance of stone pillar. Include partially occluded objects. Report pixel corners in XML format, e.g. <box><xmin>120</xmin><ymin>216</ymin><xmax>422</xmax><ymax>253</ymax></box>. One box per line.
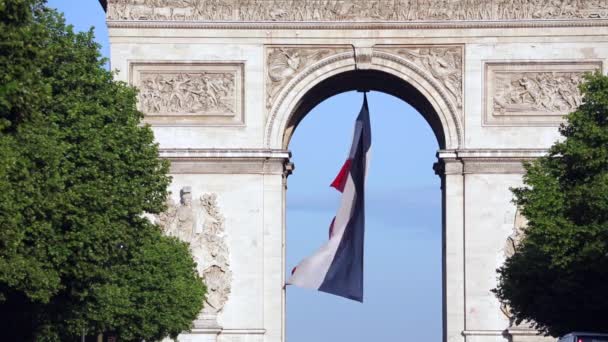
<box><xmin>436</xmin><ymin>151</ymin><xmax>466</xmax><ymax>342</ymax></box>
<box><xmin>456</xmin><ymin>150</ymin><xmax>552</xmax><ymax>342</ymax></box>
<box><xmin>261</xmin><ymin>158</ymin><xmax>290</xmax><ymax>342</ymax></box>
<box><xmin>155</xmin><ymin>149</ymin><xmax>290</xmax><ymax>342</ymax></box>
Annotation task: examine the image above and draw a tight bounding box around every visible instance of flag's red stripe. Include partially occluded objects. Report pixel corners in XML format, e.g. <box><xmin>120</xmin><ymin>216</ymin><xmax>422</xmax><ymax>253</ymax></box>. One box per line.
<box><xmin>330</xmin><ymin>159</ymin><xmax>352</xmax><ymax>192</ymax></box>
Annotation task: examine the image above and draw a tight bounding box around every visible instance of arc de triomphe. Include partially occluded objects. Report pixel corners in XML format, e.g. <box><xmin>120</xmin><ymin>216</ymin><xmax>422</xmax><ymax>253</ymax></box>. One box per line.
<box><xmin>100</xmin><ymin>1</ymin><xmax>608</xmax><ymax>341</ymax></box>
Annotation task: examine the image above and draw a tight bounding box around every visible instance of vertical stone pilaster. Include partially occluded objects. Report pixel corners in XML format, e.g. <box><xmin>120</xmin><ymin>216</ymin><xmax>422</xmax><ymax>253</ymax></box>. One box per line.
<box><xmin>436</xmin><ymin>152</ymin><xmax>466</xmax><ymax>342</ymax></box>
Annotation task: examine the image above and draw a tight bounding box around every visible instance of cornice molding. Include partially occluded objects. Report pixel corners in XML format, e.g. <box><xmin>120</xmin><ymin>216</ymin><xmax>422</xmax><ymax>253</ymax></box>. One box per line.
<box><xmin>435</xmin><ymin>149</ymin><xmax>548</xmax><ymax>175</ymax></box>
<box><xmin>106</xmin><ymin>19</ymin><xmax>608</xmax><ymax>31</ymax></box>
<box><xmin>159</xmin><ymin>148</ymin><xmax>290</xmax><ymax>159</ymax></box>
<box><xmin>160</xmin><ymin>149</ymin><xmax>290</xmax><ymax>175</ymax></box>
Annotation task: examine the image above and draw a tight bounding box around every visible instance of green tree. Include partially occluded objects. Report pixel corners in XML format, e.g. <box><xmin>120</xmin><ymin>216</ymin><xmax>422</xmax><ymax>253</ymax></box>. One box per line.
<box><xmin>0</xmin><ymin>1</ymin><xmax>205</xmax><ymax>340</ymax></box>
<box><xmin>494</xmin><ymin>72</ymin><xmax>608</xmax><ymax>337</ymax></box>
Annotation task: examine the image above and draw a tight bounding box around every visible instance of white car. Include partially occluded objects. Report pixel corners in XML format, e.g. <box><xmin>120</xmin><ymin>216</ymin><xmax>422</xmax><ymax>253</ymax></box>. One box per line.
<box><xmin>558</xmin><ymin>332</ymin><xmax>608</xmax><ymax>342</ymax></box>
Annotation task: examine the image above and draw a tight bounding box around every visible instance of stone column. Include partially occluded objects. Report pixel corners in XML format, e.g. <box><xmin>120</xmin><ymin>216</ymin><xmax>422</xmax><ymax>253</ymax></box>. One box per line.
<box><xmin>436</xmin><ymin>151</ymin><xmax>466</xmax><ymax>342</ymax></box>
<box><xmin>156</xmin><ymin>149</ymin><xmax>290</xmax><ymax>342</ymax></box>
<box><xmin>261</xmin><ymin>158</ymin><xmax>291</xmax><ymax>342</ymax></box>
<box><xmin>456</xmin><ymin>150</ymin><xmax>552</xmax><ymax>342</ymax></box>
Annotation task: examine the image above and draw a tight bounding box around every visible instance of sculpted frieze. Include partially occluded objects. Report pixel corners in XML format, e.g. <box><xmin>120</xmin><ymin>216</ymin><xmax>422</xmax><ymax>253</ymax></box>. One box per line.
<box><xmin>107</xmin><ymin>0</ymin><xmax>608</xmax><ymax>22</ymax></box>
<box><xmin>485</xmin><ymin>62</ymin><xmax>601</xmax><ymax>125</ymax></box>
<box><xmin>131</xmin><ymin>62</ymin><xmax>244</xmax><ymax>126</ymax></box>
<box><xmin>493</xmin><ymin>72</ymin><xmax>585</xmax><ymax>116</ymax></box>
<box><xmin>266</xmin><ymin>47</ymin><xmax>350</xmax><ymax>108</ymax></box>
<box><xmin>154</xmin><ymin>187</ymin><xmax>232</xmax><ymax>322</ymax></box>
<box><xmin>379</xmin><ymin>46</ymin><xmax>463</xmax><ymax>109</ymax></box>
<box><xmin>139</xmin><ymin>72</ymin><xmax>236</xmax><ymax>116</ymax></box>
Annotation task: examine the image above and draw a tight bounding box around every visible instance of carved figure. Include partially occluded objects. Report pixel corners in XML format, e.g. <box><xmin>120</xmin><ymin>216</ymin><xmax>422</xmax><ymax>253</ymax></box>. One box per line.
<box><xmin>175</xmin><ymin>187</ymin><xmax>196</xmax><ymax>242</ymax></box>
<box><xmin>138</xmin><ymin>72</ymin><xmax>236</xmax><ymax>115</ymax></box>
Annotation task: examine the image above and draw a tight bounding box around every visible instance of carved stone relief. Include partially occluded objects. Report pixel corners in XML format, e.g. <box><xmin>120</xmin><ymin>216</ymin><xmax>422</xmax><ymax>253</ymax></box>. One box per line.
<box><xmin>107</xmin><ymin>0</ymin><xmax>608</xmax><ymax>22</ymax></box>
<box><xmin>379</xmin><ymin>46</ymin><xmax>463</xmax><ymax>109</ymax></box>
<box><xmin>130</xmin><ymin>62</ymin><xmax>244</xmax><ymax>126</ymax></box>
<box><xmin>266</xmin><ymin>47</ymin><xmax>350</xmax><ymax>109</ymax></box>
<box><xmin>485</xmin><ymin>62</ymin><xmax>601</xmax><ymax>126</ymax></box>
<box><xmin>154</xmin><ymin>187</ymin><xmax>232</xmax><ymax>326</ymax></box>
<box><xmin>501</xmin><ymin>209</ymin><xmax>527</xmax><ymax>319</ymax></box>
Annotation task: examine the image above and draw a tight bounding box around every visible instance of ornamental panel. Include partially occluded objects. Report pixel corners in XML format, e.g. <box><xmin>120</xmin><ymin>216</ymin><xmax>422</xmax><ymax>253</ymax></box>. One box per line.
<box><xmin>484</xmin><ymin>61</ymin><xmax>602</xmax><ymax>126</ymax></box>
<box><xmin>130</xmin><ymin>62</ymin><xmax>245</xmax><ymax>126</ymax></box>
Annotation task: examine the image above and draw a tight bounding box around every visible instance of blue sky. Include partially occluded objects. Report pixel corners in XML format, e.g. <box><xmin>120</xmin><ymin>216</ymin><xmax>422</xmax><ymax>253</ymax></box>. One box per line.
<box><xmin>48</xmin><ymin>1</ymin><xmax>443</xmax><ymax>340</ymax></box>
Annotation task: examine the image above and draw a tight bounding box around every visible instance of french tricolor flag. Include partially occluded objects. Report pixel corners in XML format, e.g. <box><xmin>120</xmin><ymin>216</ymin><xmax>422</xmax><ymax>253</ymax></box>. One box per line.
<box><xmin>287</xmin><ymin>94</ymin><xmax>371</xmax><ymax>302</ymax></box>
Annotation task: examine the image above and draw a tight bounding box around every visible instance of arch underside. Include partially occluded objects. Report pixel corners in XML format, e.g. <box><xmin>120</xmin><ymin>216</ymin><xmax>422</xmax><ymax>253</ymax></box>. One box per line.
<box><xmin>284</xmin><ymin>69</ymin><xmax>447</xmax><ymax>149</ymax></box>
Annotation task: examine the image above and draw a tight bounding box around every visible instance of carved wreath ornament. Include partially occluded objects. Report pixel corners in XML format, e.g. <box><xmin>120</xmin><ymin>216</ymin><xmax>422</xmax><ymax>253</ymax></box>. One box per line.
<box><xmin>154</xmin><ymin>187</ymin><xmax>232</xmax><ymax>317</ymax></box>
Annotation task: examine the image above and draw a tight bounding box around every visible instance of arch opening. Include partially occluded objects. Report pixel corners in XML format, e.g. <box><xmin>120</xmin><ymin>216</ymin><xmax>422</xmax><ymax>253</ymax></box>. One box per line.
<box><xmin>279</xmin><ymin>68</ymin><xmax>454</xmax><ymax>151</ymax></box>
<box><xmin>285</xmin><ymin>90</ymin><xmax>443</xmax><ymax>342</ymax></box>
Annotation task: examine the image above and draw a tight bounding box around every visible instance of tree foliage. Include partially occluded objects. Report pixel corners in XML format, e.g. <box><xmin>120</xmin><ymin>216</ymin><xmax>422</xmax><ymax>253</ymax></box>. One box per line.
<box><xmin>494</xmin><ymin>72</ymin><xmax>608</xmax><ymax>337</ymax></box>
<box><xmin>0</xmin><ymin>1</ymin><xmax>205</xmax><ymax>340</ymax></box>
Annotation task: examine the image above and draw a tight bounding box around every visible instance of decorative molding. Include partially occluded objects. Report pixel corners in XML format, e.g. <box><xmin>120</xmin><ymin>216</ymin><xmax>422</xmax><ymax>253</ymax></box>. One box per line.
<box><xmin>153</xmin><ymin>188</ymin><xmax>232</xmax><ymax>327</ymax></box>
<box><xmin>452</xmin><ymin>149</ymin><xmax>547</xmax><ymax>159</ymax></box>
<box><xmin>435</xmin><ymin>149</ymin><xmax>548</xmax><ymax>175</ymax></box>
<box><xmin>159</xmin><ymin>148</ymin><xmax>291</xmax><ymax>159</ymax></box>
<box><xmin>484</xmin><ymin>61</ymin><xmax>602</xmax><ymax>126</ymax></box>
<box><xmin>434</xmin><ymin>159</ymin><xmax>464</xmax><ymax>176</ymax></box>
<box><xmin>377</xmin><ymin>45</ymin><xmax>463</xmax><ymax>109</ymax></box>
<box><xmin>167</xmin><ymin>159</ymin><xmax>286</xmax><ymax>175</ymax></box>
<box><xmin>160</xmin><ymin>149</ymin><xmax>290</xmax><ymax>175</ymax></box>
<box><xmin>462</xmin><ymin>330</ymin><xmax>506</xmax><ymax>336</ymax></box>
<box><xmin>106</xmin><ymin>19</ymin><xmax>608</xmax><ymax>30</ymax></box>
<box><xmin>107</xmin><ymin>1</ymin><xmax>608</xmax><ymax>22</ymax></box>
<box><xmin>266</xmin><ymin>46</ymin><xmax>351</xmax><ymax>109</ymax></box>
<box><xmin>462</xmin><ymin>160</ymin><xmax>529</xmax><ymax>174</ymax></box>
<box><xmin>130</xmin><ymin>62</ymin><xmax>244</xmax><ymax>126</ymax></box>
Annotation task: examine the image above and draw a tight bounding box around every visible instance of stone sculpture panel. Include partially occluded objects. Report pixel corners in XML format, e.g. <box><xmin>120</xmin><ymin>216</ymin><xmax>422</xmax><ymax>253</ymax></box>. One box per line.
<box><xmin>265</xmin><ymin>46</ymin><xmax>350</xmax><ymax>109</ymax></box>
<box><xmin>131</xmin><ymin>62</ymin><xmax>244</xmax><ymax>126</ymax></box>
<box><xmin>379</xmin><ymin>46</ymin><xmax>463</xmax><ymax>109</ymax></box>
<box><xmin>484</xmin><ymin>62</ymin><xmax>602</xmax><ymax>126</ymax></box>
<box><xmin>107</xmin><ymin>0</ymin><xmax>608</xmax><ymax>22</ymax></box>
<box><xmin>153</xmin><ymin>187</ymin><xmax>232</xmax><ymax>326</ymax></box>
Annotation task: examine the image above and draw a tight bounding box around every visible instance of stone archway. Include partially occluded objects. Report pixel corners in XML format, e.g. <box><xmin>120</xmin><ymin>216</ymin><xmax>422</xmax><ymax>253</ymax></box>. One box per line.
<box><xmin>264</xmin><ymin>47</ymin><xmax>463</xmax><ymax>150</ymax></box>
<box><xmin>267</xmin><ymin>51</ymin><xmax>465</xmax><ymax>342</ymax></box>
<box><xmin>101</xmin><ymin>1</ymin><xmax>607</xmax><ymax>341</ymax></box>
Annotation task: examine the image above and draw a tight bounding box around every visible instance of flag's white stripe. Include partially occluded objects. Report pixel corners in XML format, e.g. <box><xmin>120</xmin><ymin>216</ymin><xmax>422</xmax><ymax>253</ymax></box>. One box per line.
<box><xmin>348</xmin><ymin>121</ymin><xmax>363</xmax><ymax>159</ymax></box>
<box><xmin>287</xmin><ymin>174</ymin><xmax>357</xmax><ymax>289</ymax></box>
